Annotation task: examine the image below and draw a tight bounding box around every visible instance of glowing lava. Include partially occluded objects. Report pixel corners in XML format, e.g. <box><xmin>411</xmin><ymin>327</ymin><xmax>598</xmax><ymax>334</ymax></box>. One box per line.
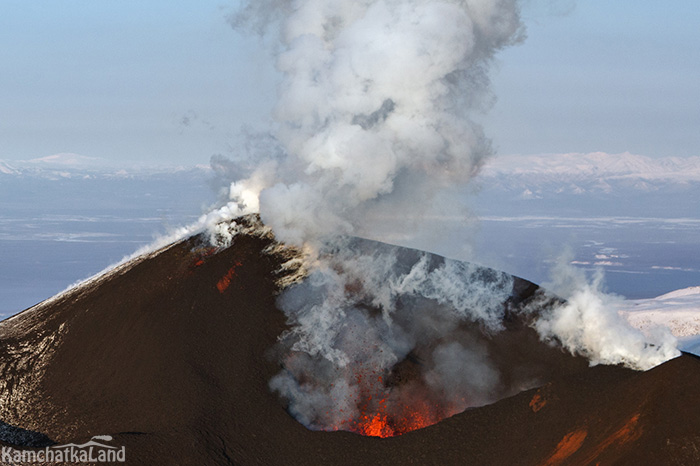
<box><xmin>347</xmin><ymin>399</ymin><xmax>442</xmax><ymax>438</ymax></box>
<box><xmin>216</xmin><ymin>261</ymin><xmax>243</xmax><ymax>293</ymax></box>
<box><xmin>336</xmin><ymin>371</ymin><xmax>445</xmax><ymax>438</ymax></box>
<box><xmin>357</xmin><ymin>412</ymin><xmax>393</xmax><ymax>438</ymax></box>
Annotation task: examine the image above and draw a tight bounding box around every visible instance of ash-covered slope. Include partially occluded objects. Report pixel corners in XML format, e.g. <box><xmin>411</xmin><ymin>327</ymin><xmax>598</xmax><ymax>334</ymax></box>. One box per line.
<box><xmin>0</xmin><ymin>217</ymin><xmax>699</xmax><ymax>465</ymax></box>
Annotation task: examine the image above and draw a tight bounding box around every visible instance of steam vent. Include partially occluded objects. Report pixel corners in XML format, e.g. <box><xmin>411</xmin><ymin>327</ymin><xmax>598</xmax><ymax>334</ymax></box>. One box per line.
<box><xmin>1</xmin><ymin>215</ymin><xmax>699</xmax><ymax>465</ymax></box>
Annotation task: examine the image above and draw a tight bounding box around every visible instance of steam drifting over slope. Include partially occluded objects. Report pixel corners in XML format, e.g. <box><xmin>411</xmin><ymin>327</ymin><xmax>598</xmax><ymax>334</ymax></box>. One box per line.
<box><xmin>199</xmin><ymin>0</ymin><xmax>682</xmax><ymax>436</ymax></box>
<box><xmin>219</xmin><ymin>0</ymin><xmax>534</xmax><ymax>434</ymax></box>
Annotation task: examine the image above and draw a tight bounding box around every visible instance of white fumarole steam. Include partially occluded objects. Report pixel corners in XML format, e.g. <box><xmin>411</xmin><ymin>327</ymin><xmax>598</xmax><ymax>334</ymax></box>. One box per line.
<box><xmin>198</xmin><ymin>0</ymin><xmax>681</xmax><ymax>434</ymax></box>
<box><xmin>226</xmin><ymin>0</ymin><xmax>524</xmax><ymax>246</ymax></box>
<box><xmin>533</xmin><ymin>254</ymin><xmax>679</xmax><ymax>370</ymax></box>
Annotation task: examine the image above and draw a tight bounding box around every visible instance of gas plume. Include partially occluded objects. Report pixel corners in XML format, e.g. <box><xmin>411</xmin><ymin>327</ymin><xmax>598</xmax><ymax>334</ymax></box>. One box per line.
<box><xmin>268</xmin><ymin>240</ymin><xmax>522</xmax><ymax>435</ymax></box>
<box><xmin>226</xmin><ymin>0</ymin><xmax>525</xmax><ymax>246</ymax></box>
<box><xmin>184</xmin><ymin>0</ymin><xmax>685</xmax><ymax>437</ymax></box>
<box><xmin>532</xmin><ymin>253</ymin><xmax>679</xmax><ymax>370</ymax></box>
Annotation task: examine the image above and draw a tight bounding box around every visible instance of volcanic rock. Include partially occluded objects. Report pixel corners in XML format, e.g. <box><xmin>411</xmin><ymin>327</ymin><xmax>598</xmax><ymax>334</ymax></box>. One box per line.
<box><xmin>1</xmin><ymin>216</ymin><xmax>699</xmax><ymax>465</ymax></box>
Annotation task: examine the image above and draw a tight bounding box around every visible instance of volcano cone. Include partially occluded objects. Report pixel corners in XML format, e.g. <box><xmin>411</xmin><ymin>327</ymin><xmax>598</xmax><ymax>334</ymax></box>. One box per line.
<box><xmin>1</xmin><ymin>217</ymin><xmax>699</xmax><ymax>465</ymax></box>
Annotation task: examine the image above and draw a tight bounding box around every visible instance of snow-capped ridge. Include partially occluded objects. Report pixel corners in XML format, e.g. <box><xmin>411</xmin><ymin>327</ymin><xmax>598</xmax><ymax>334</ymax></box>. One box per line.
<box><xmin>27</xmin><ymin>153</ymin><xmax>104</xmax><ymax>167</ymax></box>
<box><xmin>654</xmin><ymin>286</ymin><xmax>700</xmax><ymax>301</ymax></box>
<box><xmin>0</xmin><ymin>160</ymin><xmax>19</xmax><ymax>175</ymax></box>
<box><xmin>477</xmin><ymin>152</ymin><xmax>700</xmax><ymax>204</ymax></box>
<box><xmin>0</xmin><ymin>156</ymin><xmax>212</xmax><ymax>180</ymax></box>
<box><xmin>620</xmin><ymin>286</ymin><xmax>700</xmax><ymax>354</ymax></box>
<box><xmin>481</xmin><ymin>152</ymin><xmax>700</xmax><ymax>182</ymax></box>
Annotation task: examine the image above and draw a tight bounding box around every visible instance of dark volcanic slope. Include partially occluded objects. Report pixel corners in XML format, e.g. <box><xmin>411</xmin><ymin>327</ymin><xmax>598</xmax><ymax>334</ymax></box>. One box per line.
<box><xmin>1</xmin><ymin>221</ymin><xmax>699</xmax><ymax>465</ymax></box>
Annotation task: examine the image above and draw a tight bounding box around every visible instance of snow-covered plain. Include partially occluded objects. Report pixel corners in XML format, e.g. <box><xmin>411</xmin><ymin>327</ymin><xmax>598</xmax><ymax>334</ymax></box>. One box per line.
<box><xmin>619</xmin><ymin>286</ymin><xmax>700</xmax><ymax>356</ymax></box>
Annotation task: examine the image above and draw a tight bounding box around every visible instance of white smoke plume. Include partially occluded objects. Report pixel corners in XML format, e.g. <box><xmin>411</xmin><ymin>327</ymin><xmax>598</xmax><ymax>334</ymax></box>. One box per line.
<box><xmin>226</xmin><ymin>0</ymin><xmax>525</xmax><ymax>246</ymax></box>
<box><xmin>268</xmin><ymin>241</ymin><xmax>521</xmax><ymax>433</ymax></box>
<box><xmin>201</xmin><ymin>0</ymin><xmax>682</xmax><ymax>436</ymax></box>
<box><xmin>226</xmin><ymin>1</ymin><xmax>529</xmax><ymax>434</ymax></box>
<box><xmin>532</xmin><ymin>253</ymin><xmax>680</xmax><ymax>370</ymax></box>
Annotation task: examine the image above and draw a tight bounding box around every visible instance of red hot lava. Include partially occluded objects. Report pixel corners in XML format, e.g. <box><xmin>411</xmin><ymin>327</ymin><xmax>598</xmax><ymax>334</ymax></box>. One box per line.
<box><xmin>351</xmin><ymin>398</ymin><xmax>442</xmax><ymax>438</ymax></box>
<box><xmin>333</xmin><ymin>370</ymin><xmax>447</xmax><ymax>438</ymax></box>
<box><xmin>216</xmin><ymin>261</ymin><xmax>243</xmax><ymax>293</ymax></box>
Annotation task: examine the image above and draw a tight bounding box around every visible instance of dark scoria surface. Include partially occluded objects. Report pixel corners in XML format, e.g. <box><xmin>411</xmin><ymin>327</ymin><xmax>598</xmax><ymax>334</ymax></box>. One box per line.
<box><xmin>0</xmin><ymin>219</ymin><xmax>699</xmax><ymax>465</ymax></box>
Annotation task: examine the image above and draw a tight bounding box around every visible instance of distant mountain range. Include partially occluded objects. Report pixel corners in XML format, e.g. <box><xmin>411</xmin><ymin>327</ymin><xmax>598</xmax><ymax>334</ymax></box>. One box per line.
<box><xmin>0</xmin><ymin>154</ymin><xmax>217</xmax><ymax>219</ymax></box>
<box><xmin>0</xmin><ymin>160</ymin><xmax>18</xmax><ymax>175</ymax></box>
<box><xmin>4</xmin><ymin>151</ymin><xmax>698</xmax><ymax>186</ymax></box>
<box><xmin>476</xmin><ymin>152</ymin><xmax>700</xmax><ymax>217</ymax></box>
<box><xmin>0</xmin><ymin>153</ymin><xmax>212</xmax><ymax>180</ymax></box>
<box><xmin>479</xmin><ymin>152</ymin><xmax>700</xmax><ymax>195</ymax></box>
<box><xmin>4</xmin><ymin>151</ymin><xmax>699</xmax><ymax>218</ymax></box>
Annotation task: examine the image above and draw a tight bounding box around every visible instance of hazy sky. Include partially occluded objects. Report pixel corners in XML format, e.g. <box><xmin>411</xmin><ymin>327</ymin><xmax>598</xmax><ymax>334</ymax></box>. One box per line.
<box><xmin>1</xmin><ymin>1</ymin><xmax>698</xmax><ymax>166</ymax></box>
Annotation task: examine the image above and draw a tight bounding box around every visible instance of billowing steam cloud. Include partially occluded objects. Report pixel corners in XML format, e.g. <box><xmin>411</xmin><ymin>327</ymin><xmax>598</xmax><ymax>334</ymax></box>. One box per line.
<box><xmin>226</xmin><ymin>0</ymin><xmax>524</xmax><ymax>246</ymax></box>
<box><xmin>532</xmin><ymin>253</ymin><xmax>679</xmax><ymax>370</ymax></box>
<box><xmin>200</xmin><ymin>0</ymin><xmax>681</xmax><ymax>436</ymax></box>
<box><xmin>268</xmin><ymin>240</ymin><xmax>523</xmax><ymax>434</ymax></box>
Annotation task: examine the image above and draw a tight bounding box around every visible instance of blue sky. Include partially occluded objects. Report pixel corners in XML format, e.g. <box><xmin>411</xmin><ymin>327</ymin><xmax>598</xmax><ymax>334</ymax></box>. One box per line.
<box><xmin>1</xmin><ymin>1</ymin><xmax>698</xmax><ymax>165</ymax></box>
<box><xmin>487</xmin><ymin>1</ymin><xmax>700</xmax><ymax>158</ymax></box>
